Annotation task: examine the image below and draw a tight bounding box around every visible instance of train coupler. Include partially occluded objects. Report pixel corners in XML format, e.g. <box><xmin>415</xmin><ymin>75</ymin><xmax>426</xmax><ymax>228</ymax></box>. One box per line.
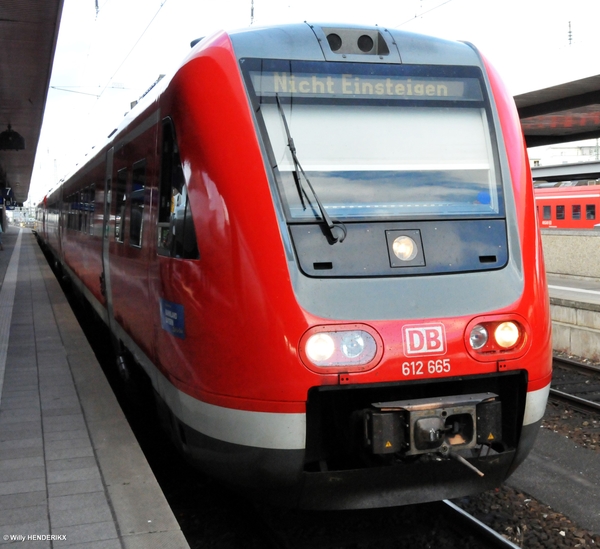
<box><xmin>362</xmin><ymin>393</ymin><xmax>501</xmax><ymax>458</ymax></box>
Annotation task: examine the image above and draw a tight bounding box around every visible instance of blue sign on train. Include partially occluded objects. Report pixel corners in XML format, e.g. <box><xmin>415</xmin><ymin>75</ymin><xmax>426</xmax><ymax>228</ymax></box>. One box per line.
<box><xmin>159</xmin><ymin>298</ymin><xmax>185</xmax><ymax>339</ymax></box>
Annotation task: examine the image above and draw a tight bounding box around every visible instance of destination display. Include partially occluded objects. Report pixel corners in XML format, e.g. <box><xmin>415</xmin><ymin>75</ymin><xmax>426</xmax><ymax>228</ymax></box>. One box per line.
<box><xmin>250</xmin><ymin>71</ymin><xmax>483</xmax><ymax>101</ymax></box>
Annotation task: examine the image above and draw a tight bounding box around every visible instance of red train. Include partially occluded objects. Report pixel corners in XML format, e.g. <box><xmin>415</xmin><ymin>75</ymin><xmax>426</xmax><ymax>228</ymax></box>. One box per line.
<box><xmin>535</xmin><ymin>183</ymin><xmax>600</xmax><ymax>229</ymax></box>
<box><xmin>36</xmin><ymin>23</ymin><xmax>552</xmax><ymax>509</ymax></box>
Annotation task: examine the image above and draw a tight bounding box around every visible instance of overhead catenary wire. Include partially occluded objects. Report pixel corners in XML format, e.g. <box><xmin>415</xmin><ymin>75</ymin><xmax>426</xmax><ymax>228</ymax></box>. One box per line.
<box><xmin>96</xmin><ymin>0</ymin><xmax>169</xmax><ymax>101</ymax></box>
<box><xmin>37</xmin><ymin>1</ymin><xmax>170</xmax><ymax>198</ymax></box>
<box><xmin>50</xmin><ymin>86</ymin><xmax>101</xmax><ymax>97</ymax></box>
<box><xmin>393</xmin><ymin>0</ymin><xmax>454</xmax><ymax>28</ymax></box>
<box><xmin>49</xmin><ymin>85</ymin><xmax>135</xmax><ymax>97</ymax></box>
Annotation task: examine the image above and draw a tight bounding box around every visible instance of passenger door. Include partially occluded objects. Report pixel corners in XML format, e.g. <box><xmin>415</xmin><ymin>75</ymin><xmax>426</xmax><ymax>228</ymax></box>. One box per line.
<box><xmin>101</xmin><ymin>147</ymin><xmax>117</xmax><ymax>335</ymax></box>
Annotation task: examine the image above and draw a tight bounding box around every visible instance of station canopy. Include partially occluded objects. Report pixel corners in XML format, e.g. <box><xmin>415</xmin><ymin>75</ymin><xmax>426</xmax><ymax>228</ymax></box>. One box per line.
<box><xmin>0</xmin><ymin>0</ymin><xmax>63</xmax><ymax>206</ymax></box>
<box><xmin>515</xmin><ymin>74</ymin><xmax>600</xmax><ymax>148</ymax></box>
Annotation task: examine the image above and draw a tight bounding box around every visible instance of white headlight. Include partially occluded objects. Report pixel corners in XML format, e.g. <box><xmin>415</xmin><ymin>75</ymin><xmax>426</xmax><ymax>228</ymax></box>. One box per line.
<box><xmin>494</xmin><ymin>322</ymin><xmax>520</xmax><ymax>348</ymax></box>
<box><xmin>392</xmin><ymin>236</ymin><xmax>418</xmax><ymax>261</ymax></box>
<box><xmin>469</xmin><ymin>325</ymin><xmax>488</xmax><ymax>350</ymax></box>
<box><xmin>341</xmin><ymin>333</ymin><xmax>365</xmax><ymax>358</ymax></box>
<box><xmin>303</xmin><ymin>330</ymin><xmax>377</xmax><ymax>367</ymax></box>
<box><xmin>306</xmin><ymin>333</ymin><xmax>335</xmax><ymax>362</ymax></box>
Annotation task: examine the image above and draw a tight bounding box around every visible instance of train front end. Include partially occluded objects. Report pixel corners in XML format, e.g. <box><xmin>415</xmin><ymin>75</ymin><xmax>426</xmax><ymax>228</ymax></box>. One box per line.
<box><xmin>173</xmin><ymin>24</ymin><xmax>552</xmax><ymax>509</ymax></box>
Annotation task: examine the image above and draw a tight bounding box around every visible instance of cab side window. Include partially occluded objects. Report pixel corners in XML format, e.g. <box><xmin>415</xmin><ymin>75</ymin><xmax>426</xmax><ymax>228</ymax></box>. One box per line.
<box><xmin>157</xmin><ymin>118</ymin><xmax>199</xmax><ymax>259</ymax></box>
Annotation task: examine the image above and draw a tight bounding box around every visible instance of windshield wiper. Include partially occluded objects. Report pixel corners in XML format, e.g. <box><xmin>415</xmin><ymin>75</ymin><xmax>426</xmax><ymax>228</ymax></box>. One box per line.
<box><xmin>275</xmin><ymin>95</ymin><xmax>346</xmax><ymax>244</ymax></box>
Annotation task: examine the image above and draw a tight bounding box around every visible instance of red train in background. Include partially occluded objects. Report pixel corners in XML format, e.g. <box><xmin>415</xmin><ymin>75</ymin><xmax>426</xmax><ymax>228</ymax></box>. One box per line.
<box><xmin>535</xmin><ymin>182</ymin><xmax>600</xmax><ymax>229</ymax></box>
<box><xmin>36</xmin><ymin>23</ymin><xmax>552</xmax><ymax>509</ymax></box>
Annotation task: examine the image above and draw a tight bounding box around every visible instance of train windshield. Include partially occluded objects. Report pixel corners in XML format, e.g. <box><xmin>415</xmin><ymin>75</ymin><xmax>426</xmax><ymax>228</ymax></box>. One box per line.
<box><xmin>243</xmin><ymin>59</ymin><xmax>503</xmax><ymax>221</ymax></box>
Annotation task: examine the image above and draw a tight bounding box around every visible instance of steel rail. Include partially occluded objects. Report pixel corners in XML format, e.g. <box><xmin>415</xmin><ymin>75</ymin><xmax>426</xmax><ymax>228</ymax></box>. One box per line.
<box><xmin>551</xmin><ymin>356</ymin><xmax>600</xmax><ymax>414</ymax></box>
<box><xmin>549</xmin><ymin>388</ymin><xmax>600</xmax><ymax>414</ymax></box>
<box><xmin>441</xmin><ymin>500</ymin><xmax>521</xmax><ymax>549</ymax></box>
<box><xmin>553</xmin><ymin>355</ymin><xmax>600</xmax><ymax>374</ymax></box>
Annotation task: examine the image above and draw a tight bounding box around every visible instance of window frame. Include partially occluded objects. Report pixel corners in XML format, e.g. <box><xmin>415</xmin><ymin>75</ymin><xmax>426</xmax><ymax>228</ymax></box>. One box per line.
<box><xmin>542</xmin><ymin>205</ymin><xmax>551</xmax><ymax>220</ymax></box>
<box><xmin>156</xmin><ymin>117</ymin><xmax>200</xmax><ymax>260</ymax></box>
<box><xmin>586</xmin><ymin>204</ymin><xmax>596</xmax><ymax>220</ymax></box>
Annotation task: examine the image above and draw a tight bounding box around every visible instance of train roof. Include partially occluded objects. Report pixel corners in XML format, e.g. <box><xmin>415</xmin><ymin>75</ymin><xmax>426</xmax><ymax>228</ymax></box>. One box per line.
<box><xmin>226</xmin><ymin>23</ymin><xmax>483</xmax><ymax>67</ymax></box>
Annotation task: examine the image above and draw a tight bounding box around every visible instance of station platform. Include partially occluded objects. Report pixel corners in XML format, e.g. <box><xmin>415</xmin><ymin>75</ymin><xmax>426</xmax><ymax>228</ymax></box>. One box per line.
<box><xmin>0</xmin><ymin>226</ymin><xmax>189</xmax><ymax>549</ymax></box>
<box><xmin>547</xmin><ymin>272</ymin><xmax>600</xmax><ymax>308</ymax></box>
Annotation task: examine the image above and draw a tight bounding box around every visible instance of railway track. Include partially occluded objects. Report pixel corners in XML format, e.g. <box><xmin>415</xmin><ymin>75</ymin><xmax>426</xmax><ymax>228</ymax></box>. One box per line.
<box><xmin>441</xmin><ymin>500</ymin><xmax>521</xmax><ymax>549</ymax></box>
<box><xmin>252</xmin><ymin>499</ymin><xmax>522</xmax><ymax>548</ymax></box>
<box><xmin>551</xmin><ymin>357</ymin><xmax>600</xmax><ymax>414</ymax></box>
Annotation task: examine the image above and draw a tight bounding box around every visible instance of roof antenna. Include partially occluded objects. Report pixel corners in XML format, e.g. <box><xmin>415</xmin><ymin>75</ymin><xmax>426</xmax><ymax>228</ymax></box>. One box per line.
<box><xmin>250</xmin><ymin>0</ymin><xmax>254</xmax><ymax>25</ymax></box>
<box><xmin>95</xmin><ymin>0</ymin><xmax>99</xmax><ymax>19</ymax></box>
<box><xmin>568</xmin><ymin>21</ymin><xmax>572</xmax><ymax>46</ymax></box>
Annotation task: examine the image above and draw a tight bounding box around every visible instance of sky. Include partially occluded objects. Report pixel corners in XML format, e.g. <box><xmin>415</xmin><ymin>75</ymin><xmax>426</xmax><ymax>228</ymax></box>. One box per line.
<box><xmin>27</xmin><ymin>0</ymin><xmax>600</xmax><ymax>204</ymax></box>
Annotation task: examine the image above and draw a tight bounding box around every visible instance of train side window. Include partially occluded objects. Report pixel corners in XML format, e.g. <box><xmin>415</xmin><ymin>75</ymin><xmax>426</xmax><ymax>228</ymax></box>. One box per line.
<box><xmin>73</xmin><ymin>194</ymin><xmax>77</xmax><ymax>230</ymax></box>
<box><xmin>587</xmin><ymin>204</ymin><xmax>596</xmax><ymax>220</ymax></box>
<box><xmin>572</xmin><ymin>204</ymin><xmax>581</xmax><ymax>220</ymax></box>
<box><xmin>77</xmin><ymin>192</ymin><xmax>82</xmax><ymax>231</ymax></box>
<box><xmin>84</xmin><ymin>185</ymin><xmax>94</xmax><ymax>234</ymax></box>
<box><xmin>556</xmin><ymin>205</ymin><xmax>565</xmax><ymax>220</ymax></box>
<box><xmin>67</xmin><ymin>194</ymin><xmax>74</xmax><ymax>230</ymax></box>
<box><xmin>77</xmin><ymin>191</ymin><xmax>83</xmax><ymax>232</ymax></box>
<box><xmin>129</xmin><ymin>160</ymin><xmax>145</xmax><ymax>248</ymax></box>
<box><xmin>115</xmin><ymin>168</ymin><xmax>127</xmax><ymax>243</ymax></box>
<box><xmin>157</xmin><ymin>118</ymin><xmax>200</xmax><ymax>259</ymax></box>
<box><xmin>64</xmin><ymin>195</ymin><xmax>69</xmax><ymax>229</ymax></box>
<box><xmin>86</xmin><ymin>189</ymin><xmax>91</xmax><ymax>232</ymax></box>
<box><xmin>66</xmin><ymin>194</ymin><xmax>71</xmax><ymax>230</ymax></box>
<box><xmin>69</xmin><ymin>193</ymin><xmax>75</xmax><ymax>230</ymax></box>
<box><xmin>89</xmin><ymin>183</ymin><xmax>96</xmax><ymax>236</ymax></box>
<box><xmin>83</xmin><ymin>187</ymin><xmax>88</xmax><ymax>234</ymax></box>
<box><xmin>543</xmin><ymin>205</ymin><xmax>551</xmax><ymax>220</ymax></box>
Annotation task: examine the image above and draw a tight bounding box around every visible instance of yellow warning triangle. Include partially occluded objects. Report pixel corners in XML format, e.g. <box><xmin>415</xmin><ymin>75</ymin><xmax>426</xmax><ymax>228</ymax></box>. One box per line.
<box><xmin>385</xmin><ymin>441</ymin><xmax>393</xmax><ymax>448</ymax></box>
<box><xmin>487</xmin><ymin>433</ymin><xmax>495</xmax><ymax>441</ymax></box>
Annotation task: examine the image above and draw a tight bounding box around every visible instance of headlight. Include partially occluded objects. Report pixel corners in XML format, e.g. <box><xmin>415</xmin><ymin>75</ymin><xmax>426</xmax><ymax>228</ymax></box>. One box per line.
<box><xmin>300</xmin><ymin>325</ymin><xmax>382</xmax><ymax>371</ymax></box>
<box><xmin>392</xmin><ymin>236</ymin><xmax>418</xmax><ymax>261</ymax></box>
<box><xmin>305</xmin><ymin>333</ymin><xmax>336</xmax><ymax>362</ymax></box>
<box><xmin>464</xmin><ymin>316</ymin><xmax>527</xmax><ymax>361</ymax></box>
<box><xmin>494</xmin><ymin>322</ymin><xmax>520</xmax><ymax>349</ymax></box>
<box><xmin>469</xmin><ymin>325</ymin><xmax>488</xmax><ymax>350</ymax></box>
<box><xmin>340</xmin><ymin>332</ymin><xmax>366</xmax><ymax>358</ymax></box>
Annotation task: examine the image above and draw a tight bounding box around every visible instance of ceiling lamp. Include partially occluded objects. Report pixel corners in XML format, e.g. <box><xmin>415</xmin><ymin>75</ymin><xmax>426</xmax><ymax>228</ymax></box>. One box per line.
<box><xmin>0</xmin><ymin>125</ymin><xmax>25</xmax><ymax>150</ymax></box>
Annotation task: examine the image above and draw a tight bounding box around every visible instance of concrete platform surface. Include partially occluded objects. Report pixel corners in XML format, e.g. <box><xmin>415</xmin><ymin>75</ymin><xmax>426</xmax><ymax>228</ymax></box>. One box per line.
<box><xmin>0</xmin><ymin>226</ymin><xmax>189</xmax><ymax>548</ymax></box>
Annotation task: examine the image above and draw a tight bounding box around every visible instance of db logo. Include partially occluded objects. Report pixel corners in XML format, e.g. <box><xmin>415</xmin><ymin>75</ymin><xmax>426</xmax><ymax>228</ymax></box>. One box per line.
<box><xmin>402</xmin><ymin>324</ymin><xmax>446</xmax><ymax>356</ymax></box>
